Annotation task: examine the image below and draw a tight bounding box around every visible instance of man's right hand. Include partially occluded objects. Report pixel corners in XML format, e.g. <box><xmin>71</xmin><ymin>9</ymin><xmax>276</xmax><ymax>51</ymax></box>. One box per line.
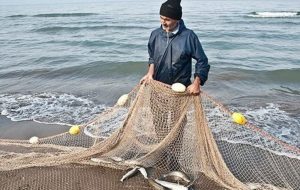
<box><xmin>140</xmin><ymin>74</ymin><xmax>153</xmax><ymax>84</ymax></box>
<box><xmin>140</xmin><ymin>64</ymin><xmax>155</xmax><ymax>84</ymax></box>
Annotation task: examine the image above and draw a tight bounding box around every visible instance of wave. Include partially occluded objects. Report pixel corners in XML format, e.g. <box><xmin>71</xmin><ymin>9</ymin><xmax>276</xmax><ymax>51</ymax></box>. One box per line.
<box><xmin>6</xmin><ymin>13</ymin><xmax>97</xmax><ymax>18</ymax></box>
<box><xmin>264</xmin><ymin>68</ymin><xmax>300</xmax><ymax>83</ymax></box>
<box><xmin>243</xmin><ymin>103</ymin><xmax>299</xmax><ymax>147</ymax></box>
<box><xmin>33</xmin><ymin>13</ymin><xmax>98</xmax><ymax>17</ymax></box>
<box><xmin>33</xmin><ymin>25</ymin><xmax>149</xmax><ymax>34</ymax></box>
<box><xmin>0</xmin><ymin>92</ymin><xmax>105</xmax><ymax>126</ymax></box>
<box><xmin>215</xmin><ymin>67</ymin><xmax>300</xmax><ymax>83</ymax></box>
<box><xmin>247</xmin><ymin>11</ymin><xmax>300</xmax><ymax>18</ymax></box>
<box><xmin>205</xmin><ymin>101</ymin><xmax>300</xmax><ymax>152</ymax></box>
<box><xmin>6</xmin><ymin>15</ymin><xmax>27</xmax><ymax>18</ymax></box>
<box><xmin>42</xmin><ymin>61</ymin><xmax>146</xmax><ymax>78</ymax></box>
<box><xmin>0</xmin><ymin>68</ymin><xmax>53</xmax><ymax>79</ymax></box>
<box><xmin>0</xmin><ymin>60</ymin><xmax>146</xmax><ymax>80</ymax></box>
<box><xmin>273</xmin><ymin>86</ymin><xmax>300</xmax><ymax>96</ymax></box>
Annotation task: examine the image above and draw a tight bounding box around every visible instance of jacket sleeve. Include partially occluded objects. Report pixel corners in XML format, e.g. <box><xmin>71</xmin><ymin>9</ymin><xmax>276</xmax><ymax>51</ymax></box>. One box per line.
<box><xmin>148</xmin><ymin>31</ymin><xmax>155</xmax><ymax>65</ymax></box>
<box><xmin>190</xmin><ymin>32</ymin><xmax>210</xmax><ymax>86</ymax></box>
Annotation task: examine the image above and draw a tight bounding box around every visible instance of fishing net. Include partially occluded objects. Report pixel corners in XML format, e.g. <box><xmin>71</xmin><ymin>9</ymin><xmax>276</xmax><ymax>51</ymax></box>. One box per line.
<box><xmin>0</xmin><ymin>80</ymin><xmax>299</xmax><ymax>190</ymax></box>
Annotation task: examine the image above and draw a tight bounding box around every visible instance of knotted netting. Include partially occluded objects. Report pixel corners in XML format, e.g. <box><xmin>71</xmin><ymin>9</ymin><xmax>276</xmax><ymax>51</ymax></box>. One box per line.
<box><xmin>0</xmin><ymin>80</ymin><xmax>299</xmax><ymax>190</ymax></box>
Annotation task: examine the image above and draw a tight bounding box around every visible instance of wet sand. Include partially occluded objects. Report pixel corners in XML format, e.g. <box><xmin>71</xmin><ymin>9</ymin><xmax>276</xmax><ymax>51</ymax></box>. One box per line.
<box><xmin>0</xmin><ymin>116</ymin><xmax>69</xmax><ymax>140</ymax></box>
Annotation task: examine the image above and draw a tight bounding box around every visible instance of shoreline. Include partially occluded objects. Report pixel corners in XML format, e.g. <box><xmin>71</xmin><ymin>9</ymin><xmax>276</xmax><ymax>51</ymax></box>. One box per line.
<box><xmin>0</xmin><ymin>116</ymin><xmax>69</xmax><ymax>140</ymax></box>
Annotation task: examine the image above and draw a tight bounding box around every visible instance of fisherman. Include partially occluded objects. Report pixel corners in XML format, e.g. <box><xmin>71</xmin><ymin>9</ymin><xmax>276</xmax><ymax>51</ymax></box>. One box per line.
<box><xmin>140</xmin><ymin>0</ymin><xmax>210</xmax><ymax>95</ymax></box>
<box><xmin>139</xmin><ymin>0</ymin><xmax>210</xmax><ymax>171</ymax></box>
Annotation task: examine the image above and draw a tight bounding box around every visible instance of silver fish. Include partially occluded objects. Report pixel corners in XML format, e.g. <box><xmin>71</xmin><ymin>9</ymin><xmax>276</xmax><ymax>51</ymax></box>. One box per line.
<box><xmin>155</xmin><ymin>179</ymin><xmax>188</xmax><ymax>190</ymax></box>
<box><xmin>120</xmin><ymin>167</ymin><xmax>139</xmax><ymax>182</ymax></box>
<box><xmin>138</xmin><ymin>167</ymin><xmax>148</xmax><ymax>179</ymax></box>
<box><xmin>110</xmin><ymin>156</ymin><xmax>123</xmax><ymax>162</ymax></box>
<box><xmin>124</xmin><ymin>159</ymin><xmax>141</xmax><ymax>166</ymax></box>
<box><xmin>148</xmin><ymin>179</ymin><xmax>168</xmax><ymax>190</ymax></box>
<box><xmin>90</xmin><ymin>158</ymin><xmax>111</xmax><ymax>164</ymax></box>
<box><xmin>162</xmin><ymin>171</ymin><xmax>191</xmax><ymax>183</ymax></box>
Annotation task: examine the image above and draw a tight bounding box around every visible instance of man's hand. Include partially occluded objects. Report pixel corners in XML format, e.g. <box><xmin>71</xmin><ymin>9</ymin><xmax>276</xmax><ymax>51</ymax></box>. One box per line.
<box><xmin>187</xmin><ymin>76</ymin><xmax>201</xmax><ymax>95</ymax></box>
<box><xmin>140</xmin><ymin>74</ymin><xmax>153</xmax><ymax>84</ymax></box>
<box><xmin>140</xmin><ymin>64</ymin><xmax>154</xmax><ymax>84</ymax></box>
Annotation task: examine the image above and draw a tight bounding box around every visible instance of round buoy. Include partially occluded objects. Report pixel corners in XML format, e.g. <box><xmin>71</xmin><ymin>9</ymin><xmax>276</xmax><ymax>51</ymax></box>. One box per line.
<box><xmin>171</xmin><ymin>83</ymin><xmax>186</xmax><ymax>92</ymax></box>
<box><xmin>1</xmin><ymin>109</ymin><xmax>8</xmax><ymax>116</ymax></box>
<box><xmin>232</xmin><ymin>112</ymin><xmax>247</xmax><ymax>125</ymax></box>
<box><xmin>29</xmin><ymin>136</ymin><xmax>39</xmax><ymax>144</ymax></box>
<box><xmin>117</xmin><ymin>94</ymin><xmax>128</xmax><ymax>106</ymax></box>
<box><xmin>69</xmin><ymin>125</ymin><xmax>80</xmax><ymax>135</ymax></box>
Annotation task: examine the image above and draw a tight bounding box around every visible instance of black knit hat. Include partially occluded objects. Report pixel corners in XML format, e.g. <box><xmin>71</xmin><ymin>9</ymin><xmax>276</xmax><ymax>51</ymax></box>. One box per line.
<box><xmin>160</xmin><ymin>0</ymin><xmax>182</xmax><ymax>20</ymax></box>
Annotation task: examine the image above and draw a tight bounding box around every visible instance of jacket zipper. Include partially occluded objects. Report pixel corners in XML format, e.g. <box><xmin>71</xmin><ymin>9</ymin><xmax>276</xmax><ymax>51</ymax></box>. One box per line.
<box><xmin>166</xmin><ymin>32</ymin><xmax>169</xmax><ymax>47</ymax></box>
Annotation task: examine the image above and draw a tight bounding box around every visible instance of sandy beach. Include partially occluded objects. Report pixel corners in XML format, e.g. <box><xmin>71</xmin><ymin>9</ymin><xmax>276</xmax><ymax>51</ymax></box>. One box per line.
<box><xmin>0</xmin><ymin>140</ymin><xmax>299</xmax><ymax>189</ymax></box>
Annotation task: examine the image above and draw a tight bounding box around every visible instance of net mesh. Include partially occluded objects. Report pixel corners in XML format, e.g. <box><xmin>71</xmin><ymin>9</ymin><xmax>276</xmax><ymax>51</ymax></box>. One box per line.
<box><xmin>0</xmin><ymin>80</ymin><xmax>299</xmax><ymax>190</ymax></box>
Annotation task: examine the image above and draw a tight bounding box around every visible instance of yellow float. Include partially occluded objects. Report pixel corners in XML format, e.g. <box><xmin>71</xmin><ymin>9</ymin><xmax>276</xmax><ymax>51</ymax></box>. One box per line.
<box><xmin>69</xmin><ymin>125</ymin><xmax>80</xmax><ymax>135</ymax></box>
<box><xmin>232</xmin><ymin>112</ymin><xmax>247</xmax><ymax>125</ymax></box>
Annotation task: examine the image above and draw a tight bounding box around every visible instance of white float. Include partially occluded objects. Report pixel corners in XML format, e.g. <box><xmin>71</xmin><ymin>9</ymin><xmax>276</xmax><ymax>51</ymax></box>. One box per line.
<box><xmin>171</xmin><ymin>83</ymin><xmax>186</xmax><ymax>92</ymax></box>
<box><xmin>29</xmin><ymin>136</ymin><xmax>39</xmax><ymax>144</ymax></box>
<box><xmin>117</xmin><ymin>94</ymin><xmax>129</xmax><ymax>106</ymax></box>
<box><xmin>1</xmin><ymin>109</ymin><xmax>8</xmax><ymax>116</ymax></box>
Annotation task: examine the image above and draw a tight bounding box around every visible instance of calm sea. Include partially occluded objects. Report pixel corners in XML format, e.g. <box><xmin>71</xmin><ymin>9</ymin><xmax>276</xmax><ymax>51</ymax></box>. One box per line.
<box><xmin>0</xmin><ymin>0</ymin><xmax>299</xmax><ymax>147</ymax></box>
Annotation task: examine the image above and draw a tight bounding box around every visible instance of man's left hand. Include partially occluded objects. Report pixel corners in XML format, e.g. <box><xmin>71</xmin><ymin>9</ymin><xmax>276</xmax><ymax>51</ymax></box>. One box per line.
<box><xmin>187</xmin><ymin>76</ymin><xmax>201</xmax><ymax>95</ymax></box>
<box><xmin>187</xmin><ymin>83</ymin><xmax>200</xmax><ymax>95</ymax></box>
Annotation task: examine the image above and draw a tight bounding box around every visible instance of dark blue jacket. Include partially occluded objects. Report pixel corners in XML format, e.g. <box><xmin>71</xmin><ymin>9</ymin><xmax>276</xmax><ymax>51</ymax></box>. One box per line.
<box><xmin>148</xmin><ymin>20</ymin><xmax>210</xmax><ymax>86</ymax></box>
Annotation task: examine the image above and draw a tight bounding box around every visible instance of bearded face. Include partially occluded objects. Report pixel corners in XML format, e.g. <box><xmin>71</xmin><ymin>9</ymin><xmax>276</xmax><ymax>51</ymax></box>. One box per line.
<box><xmin>160</xmin><ymin>16</ymin><xmax>178</xmax><ymax>32</ymax></box>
